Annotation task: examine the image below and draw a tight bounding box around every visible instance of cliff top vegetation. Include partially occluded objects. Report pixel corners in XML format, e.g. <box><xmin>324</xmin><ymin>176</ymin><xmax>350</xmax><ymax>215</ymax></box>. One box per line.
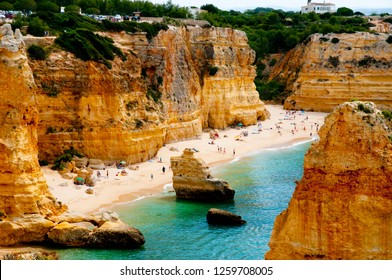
<box><xmin>197</xmin><ymin>4</ymin><xmax>377</xmax><ymax>101</ymax></box>
<box><xmin>3</xmin><ymin>1</ymin><xmax>383</xmax><ymax>99</ymax></box>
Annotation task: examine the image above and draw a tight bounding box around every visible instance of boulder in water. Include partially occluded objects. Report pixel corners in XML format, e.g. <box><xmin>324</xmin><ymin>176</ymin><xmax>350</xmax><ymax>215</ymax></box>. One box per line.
<box><xmin>206</xmin><ymin>208</ymin><xmax>246</xmax><ymax>226</ymax></box>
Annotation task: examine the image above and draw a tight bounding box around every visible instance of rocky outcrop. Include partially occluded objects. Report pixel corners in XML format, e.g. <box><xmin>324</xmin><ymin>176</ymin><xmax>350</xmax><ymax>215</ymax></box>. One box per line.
<box><xmin>206</xmin><ymin>208</ymin><xmax>246</xmax><ymax>226</ymax></box>
<box><xmin>85</xmin><ymin>221</ymin><xmax>145</xmax><ymax>249</ymax></box>
<box><xmin>47</xmin><ymin>221</ymin><xmax>145</xmax><ymax>249</ymax></box>
<box><xmin>171</xmin><ymin>149</ymin><xmax>235</xmax><ymax>201</ymax></box>
<box><xmin>0</xmin><ymin>210</ymin><xmax>145</xmax><ymax>249</ymax></box>
<box><xmin>26</xmin><ymin>26</ymin><xmax>269</xmax><ymax>163</ymax></box>
<box><xmin>0</xmin><ymin>248</ymin><xmax>58</xmax><ymax>260</ymax></box>
<box><xmin>47</xmin><ymin>210</ymin><xmax>145</xmax><ymax>249</ymax></box>
<box><xmin>0</xmin><ymin>215</ymin><xmax>55</xmax><ymax>245</ymax></box>
<box><xmin>0</xmin><ymin>24</ymin><xmax>66</xmax><ymax>218</ymax></box>
<box><xmin>265</xmin><ymin>102</ymin><xmax>392</xmax><ymax>260</ymax></box>
<box><xmin>269</xmin><ymin>32</ymin><xmax>392</xmax><ymax>112</ymax></box>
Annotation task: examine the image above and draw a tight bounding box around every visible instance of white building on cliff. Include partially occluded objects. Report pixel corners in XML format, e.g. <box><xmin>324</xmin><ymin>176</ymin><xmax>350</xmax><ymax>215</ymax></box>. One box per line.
<box><xmin>301</xmin><ymin>0</ymin><xmax>336</xmax><ymax>14</ymax></box>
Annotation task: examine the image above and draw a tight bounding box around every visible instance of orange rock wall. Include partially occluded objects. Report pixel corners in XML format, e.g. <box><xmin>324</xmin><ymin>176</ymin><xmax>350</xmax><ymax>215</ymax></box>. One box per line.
<box><xmin>265</xmin><ymin>102</ymin><xmax>392</xmax><ymax>259</ymax></box>
<box><xmin>27</xmin><ymin>26</ymin><xmax>268</xmax><ymax>163</ymax></box>
<box><xmin>0</xmin><ymin>25</ymin><xmax>65</xmax><ymax>217</ymax></box>
<box><xmin>269</xmin><ymin>32</ymin><xmax>392</xmax><ymax>112</ymax></box>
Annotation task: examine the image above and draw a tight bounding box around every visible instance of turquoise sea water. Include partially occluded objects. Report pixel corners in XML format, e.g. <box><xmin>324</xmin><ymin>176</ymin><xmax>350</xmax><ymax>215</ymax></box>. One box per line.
<box><xmin>57</xmin><ymin>141</ymin><xmax>311</xmax><ymax>260</ymax></box>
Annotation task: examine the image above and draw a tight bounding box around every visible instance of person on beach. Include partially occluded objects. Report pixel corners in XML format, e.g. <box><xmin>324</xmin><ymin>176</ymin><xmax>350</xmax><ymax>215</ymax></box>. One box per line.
<box><xmin>106</xmin><ymin>170</ymin><xmax>109</xmax><ymax>178</ymax></box>
<box><xmin>151</xmin><ymin>174</ymin><xmax>154</xmax><ymax>180</ymax></box>
<box><xmin>233</xmin><ymin>149</ymin><xmax>235</xmax><ymax>156</ymax></box>
<box><xmin>162</xmin><ymin>166</ymin><xmax>166</xmax><ymax>174</ymax></box>
<box><xmin>97</xmin><ymin>171</ymin><xmax>101</xmax><ymax>179</ymax></box>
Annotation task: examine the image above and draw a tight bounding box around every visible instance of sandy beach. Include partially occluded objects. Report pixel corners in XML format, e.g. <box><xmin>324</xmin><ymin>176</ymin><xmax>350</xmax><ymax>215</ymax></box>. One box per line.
<box><xmin>44</xmin><ymin>105</ymin><xmax>327</xmax><ymax>214</ymax></box>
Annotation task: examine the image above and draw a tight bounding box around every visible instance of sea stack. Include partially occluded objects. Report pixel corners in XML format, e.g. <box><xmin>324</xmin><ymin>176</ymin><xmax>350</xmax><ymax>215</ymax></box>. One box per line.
<box><xmin>171</xmin><ymin>149</ymin><xmax>235</xmax><ymax>201</ymax></box>
<box><xmin>265</xmin><ymin>102</ymin><xmax>392</xmax><ymax>260</ymax></box>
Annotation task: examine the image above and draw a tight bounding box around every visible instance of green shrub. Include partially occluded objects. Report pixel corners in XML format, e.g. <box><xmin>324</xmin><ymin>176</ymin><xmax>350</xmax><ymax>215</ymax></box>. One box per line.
<box><xmin>28</xmin><ymin>17</ymin><xmax>49</xmax><ymax>37</ymax></box>
<box><xmin>101</xmin><ymin>20</ymin><xmax>168</xmax><ymax>41</ymax></box>
<box><xmin>269</xmin><ymin>58</ymin><xmax>277</xmax><ymax>67</ymax></box>
<box><xmin>84</xmin><ymin>8</ymin><xmax>100</xmax><ymax>15</ymax></box>
<box><xmin>358</xmin><ymin>56</ymin><xmax>376</xmax><ymax>67</ymax></box>
<box><xmin>126</xmin><ymin>101</ymin><xmax>138</xmax><ymax>110</ymax></box>
<box><xmin>33</xmin><ymin>11</ymin><xmax>102</xmax><ymax>33</ymax></box>
<box><xmin>208</xmin><ymin>65</ymin><xmax>219</xmax><ymax>76</ymax></box>
<box><xmin>256</xmin><ymin>80</ymin><xmax>284</xmax><ymax>100</ymax></box>
<box><xmin>135</xmin><ymin>119</ymin><xmax>143</xmax><ymax>128</ymax></box>
<box><xmin>357</xmin><ymin>103</ymin><xmax>372</xmax><ymax>114</ymax></box>
<box><xmin>52</xmin><ymin>147</ymin><xmax>83</xmax><ymax>171</ymax></box>
<box><xmin>383</xmin><ymin>18</ymin><xmax>392</xmax><ymax>24</ymax></box>
<box><xmin>46</xmin><ymin>126</ymin><xmax>56</xmax><ymax>134</ymax></box>
<box><xmin>11</xmin><ymin>14</ymin><xmax>28</xmax><ymax>30</ymax></box>
<box><xmin>146</xmin><ymin>87</ymin><xmax>162</xmax><ymax>103</ymax></box>
<box><xmin>39</xmin><ymin>159</ymin><xmax>49</xmax><ymax>166</ymax></box>
<box><xmin>382</xmin><ymin>110</ymin><xmax>392</xmax><ymax>121</ymax></box>
<box><xmin>319</xmin><ymin>37</ymin><xmax>329</xmax><ymax>42</ymax></box>
<box><xmin>27</xmin><ymin>44</ymin><xmax>47</xmax><ymax>60</ymax></box>
<box><xmin>42</xmin><ymin>83</ymin><xmax>60</xmax><ymax>97</ymax></box>
<box><xmin>331</xmin><ymin>37</ymin><xmax>340</xmax><ymax>44</ymax></box>
<box><xmin>37</xmin><ymin>2</ymin><xmax>60</xmax><ymax>13</ymax></box>
<box><xmin>0</xmin><ymin>2</ymin><xmax>13</xmax><ymax>11</ymax></box>
<box><xmin>157</xmin><ymin>76</ymin><xmax>163</xmax><ymax>85</ymax></box>
<box><xmin>328</xmin><ymin>56</ymin><xmax>340</xmax><ymax>67</ymax></box>
<box><xmin>65</xmin><ymin>5</ymin><xmax>81</xmax><ymax>13</ymax></box>
<box><xmin>55</xmin><ymin>29</ymin><xmax>125</xmax><ymax>68</ymax></box>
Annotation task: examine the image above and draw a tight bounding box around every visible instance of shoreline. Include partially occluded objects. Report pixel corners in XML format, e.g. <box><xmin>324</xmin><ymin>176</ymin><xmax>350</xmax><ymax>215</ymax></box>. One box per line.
<box><xmin>46</xmin><ymin>105</ymin><xmax>327</xmax><ymax>214</ymax></box>
<box><xmin>89</xmin><ymin>137</ymin><xmax>316</xmax><ymax>214</ymax></box>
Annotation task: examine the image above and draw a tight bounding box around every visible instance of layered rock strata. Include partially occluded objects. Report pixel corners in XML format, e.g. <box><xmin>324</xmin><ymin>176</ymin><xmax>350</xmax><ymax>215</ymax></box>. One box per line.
<box><xmin>269</xmin><ymin>32</ymin><xmax>392</xmax><ymax>112</ymax></box>
<box><xmin>26</xmin><ymin>26</ymin><xmax>269</xmax><ymax>163</ymax></box>
<box><xmin>265</xmin><ymin>102</ymin><xmax>392</xmax><ymax>260</ymax></box>
<box><xmin>0</xmin><ymin>24</ymin><xmax>65</xmax><ymax>217</ymax></box>
<box><xmin>171</xmin><ymin>149</ymin><xmax>235</xmax><ymax>201</ymax></box>
<box><xmin>0</xmin><ymin>25</ymin><xmax>144</xmax><ymax>249</ymax></box>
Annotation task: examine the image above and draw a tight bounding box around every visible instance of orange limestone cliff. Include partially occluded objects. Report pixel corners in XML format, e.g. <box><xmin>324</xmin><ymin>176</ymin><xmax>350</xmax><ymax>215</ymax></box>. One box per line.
<box><xmin>0</xmin><ymin>24</ymin><xmax>65</xmax><ymax>218</ymax></box>
<box><xmin>26</xmin><ymin>26</ymin><xmax>269</xmax><ymax>163</ymax></box>
<box><xmin>269</xmin><ymin>32</ymin><xmax>392</xmax><ymax>112</ymax></box>
<box><xmin>0</xmin><ymin>25</ymin><xmax>144</xmax><ymax>248</ymax></box>
<box><xmin>265</xmin><ymin>102</ymin><xmax>392</xmax><ymax>260</ymax></box>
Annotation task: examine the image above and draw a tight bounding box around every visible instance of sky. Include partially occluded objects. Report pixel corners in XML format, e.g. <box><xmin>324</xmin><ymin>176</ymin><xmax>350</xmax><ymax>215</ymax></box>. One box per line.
<box><xmin>150</xmin><ymin>1</ymin><xmax>392</xmax><ymax>11</ymax></box>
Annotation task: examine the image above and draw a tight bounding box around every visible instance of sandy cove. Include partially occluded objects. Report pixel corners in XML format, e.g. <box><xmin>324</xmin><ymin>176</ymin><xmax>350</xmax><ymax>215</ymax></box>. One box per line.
<box><xmin>44</xmin><ymin>105</ymin><xmax>327</xmax><ymax>214</ymax></box>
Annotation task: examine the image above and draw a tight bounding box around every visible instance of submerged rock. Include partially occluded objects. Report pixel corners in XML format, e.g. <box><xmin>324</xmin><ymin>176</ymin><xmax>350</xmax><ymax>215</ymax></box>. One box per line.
<box><xmin>207</xmin><ymin>208</ymin><xmax>246</xmax><ymax>226</ymax></box>
<box><xmin>171</xmin><ymin>149</ymin><xmax>235</xmax><ymax>201</ymax></box>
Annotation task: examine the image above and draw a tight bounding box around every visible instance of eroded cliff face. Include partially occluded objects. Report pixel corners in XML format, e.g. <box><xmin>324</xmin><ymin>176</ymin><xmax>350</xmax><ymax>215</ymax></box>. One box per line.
<box><xmin>27</xmin><ymin>26</ymin><xmax>268</xmax><ymax>163</ymax></box>
<box><xmin>269</xmin><ymin>32</ymin><xmax>392</xmax><ymax>112</ymax></box>
<box><xmin>265</xmin><ymin>102</ymin><xmax>392</xmax><ymax>260</ymax></box>
<box><xmin>0</xmin><ymin>24</ymin><xmax>65</xmax><ymax>217</ymax></box>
